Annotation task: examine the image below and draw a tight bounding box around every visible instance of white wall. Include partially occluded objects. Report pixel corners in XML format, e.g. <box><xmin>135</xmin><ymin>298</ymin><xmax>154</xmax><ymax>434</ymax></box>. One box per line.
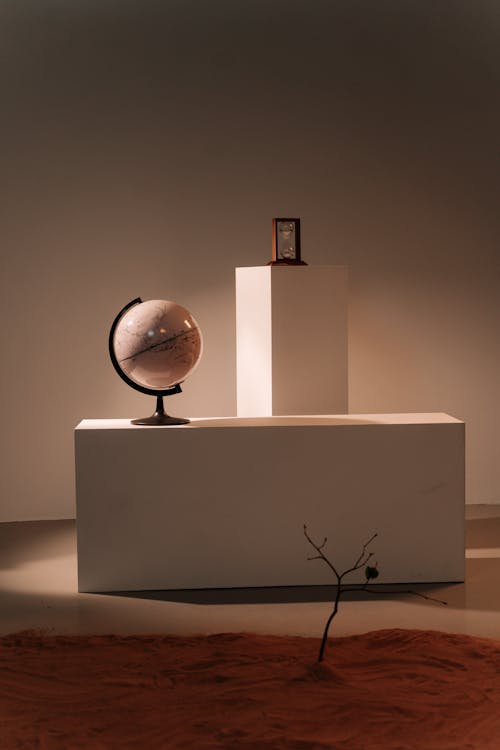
<box><xmin>1</xmin><ymin>0</ymin><xmax>499</xmax><ymax>520</ymax></box>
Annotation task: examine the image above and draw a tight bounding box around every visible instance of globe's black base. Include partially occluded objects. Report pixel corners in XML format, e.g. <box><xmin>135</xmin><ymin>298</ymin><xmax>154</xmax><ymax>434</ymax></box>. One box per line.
<box><xmin>131</xmin><ymin>414</ymin><xmax>189</xmax><ymax>426</ymax></box>
<box><xmin>131</xmin><ymin>393</ymin><xmax>189</xmax><ymax>426</ymax></box>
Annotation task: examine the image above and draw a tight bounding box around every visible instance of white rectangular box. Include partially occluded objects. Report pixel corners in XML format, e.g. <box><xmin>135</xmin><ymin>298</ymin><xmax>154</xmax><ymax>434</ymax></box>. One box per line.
<box><xmin>75</xmin><ymin>414</ymin><xmax>465</xmax><ymax>592</ymax></box>
<box><xmin>236</xmin><ymin>265</ymin><xmax>348</xmax><ymax>416</ymax></box>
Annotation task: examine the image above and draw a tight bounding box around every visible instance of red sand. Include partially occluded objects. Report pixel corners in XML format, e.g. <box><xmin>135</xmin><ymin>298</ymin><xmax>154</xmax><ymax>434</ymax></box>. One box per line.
<box><xmin>0</xmin><ymin>629</ymin><xmax>499</xmax><ymax>749</ymax></box>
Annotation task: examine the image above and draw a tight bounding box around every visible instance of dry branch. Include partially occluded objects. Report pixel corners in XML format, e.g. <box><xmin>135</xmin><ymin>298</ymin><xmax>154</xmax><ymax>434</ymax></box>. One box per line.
<box><xmin>304</xmin><ymin>525</ymin><xmax>447</xmax><ymax>662</ymax></box>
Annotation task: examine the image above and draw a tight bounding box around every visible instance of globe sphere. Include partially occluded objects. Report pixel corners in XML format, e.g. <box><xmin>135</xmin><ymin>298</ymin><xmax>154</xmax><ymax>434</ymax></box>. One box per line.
<box><xmin>111</xmin><ymin>299</ymin><xmax>202</xmax><ymax>391</ymax></box>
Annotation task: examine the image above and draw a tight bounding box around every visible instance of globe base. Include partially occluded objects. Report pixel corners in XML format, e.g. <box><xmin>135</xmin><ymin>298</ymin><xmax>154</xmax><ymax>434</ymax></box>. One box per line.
<box><xmin>131</xmin><ymin>394</ymin><xmax>189</xmax><ymax>426</ymax></box>
<box><xmin>131</xmin><ymin>414</ymin><xmax>189</xmax><ymax>426</ymax></box>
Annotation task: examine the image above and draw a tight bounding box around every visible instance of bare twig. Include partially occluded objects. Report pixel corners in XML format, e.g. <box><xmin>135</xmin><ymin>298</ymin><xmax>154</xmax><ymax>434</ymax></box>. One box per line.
<box><xmin>351</xmin><ymin>532</ymin><xmax>378</xmax><ymax>570</ymax></box>
<box><xmin>340</xmin><ymin>586</ymin><xmax>448</xmax><ymax>606</ymax></box>
<box><xmin>304</xmin><ymin>525</ymin><xmax>447</xmax><ymax>662</ymax></box>
<box><xmin>303</xmin><ymin>525</ymin><xmax>340</xmax><ymax>579</ymax></box>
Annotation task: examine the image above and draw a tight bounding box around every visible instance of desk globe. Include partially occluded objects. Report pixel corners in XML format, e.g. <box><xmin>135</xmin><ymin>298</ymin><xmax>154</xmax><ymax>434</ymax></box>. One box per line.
<box><xmin>109</xmin><ymin>297</ymin><xmax>202</xmax><ymax>425</ymax></box>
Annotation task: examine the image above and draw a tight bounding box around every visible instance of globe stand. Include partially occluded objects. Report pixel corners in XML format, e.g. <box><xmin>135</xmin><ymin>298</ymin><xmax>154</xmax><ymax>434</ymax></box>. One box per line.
<box><xmin>109</xmin><ymin>298</ymin><xmax>198</xmax><ymax>427</ymax></box>
<box><xmin>131</xmin><ymin>392</ymin><xmax>190</xmax><ymax>427</ymax></box>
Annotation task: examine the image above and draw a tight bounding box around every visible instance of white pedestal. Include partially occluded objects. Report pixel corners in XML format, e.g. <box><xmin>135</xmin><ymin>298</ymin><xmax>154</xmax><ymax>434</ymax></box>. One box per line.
<box><xmin>235</xmin><ymin>265</ymin><xmax>348</xmax><ymax>416</ymax></box>
<box><xmin>75</xmin><ymin>414</ymin><xmax>464</xmax><ymax>592</ymax></box>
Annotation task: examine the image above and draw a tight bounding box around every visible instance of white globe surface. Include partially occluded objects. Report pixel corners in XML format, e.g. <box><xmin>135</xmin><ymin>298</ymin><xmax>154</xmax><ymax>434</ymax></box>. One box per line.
<box><xmin>113</xmin><ymin>299</ymin><xmax>202</xmax><ymax>390</ymax></box>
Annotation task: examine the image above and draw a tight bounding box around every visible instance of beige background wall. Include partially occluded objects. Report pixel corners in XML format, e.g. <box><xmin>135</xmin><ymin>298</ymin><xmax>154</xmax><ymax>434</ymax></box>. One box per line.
<box><xmin>1</xmin><ymin>1</ymin><xmax>498</xmax><ymax>520</ymax></box>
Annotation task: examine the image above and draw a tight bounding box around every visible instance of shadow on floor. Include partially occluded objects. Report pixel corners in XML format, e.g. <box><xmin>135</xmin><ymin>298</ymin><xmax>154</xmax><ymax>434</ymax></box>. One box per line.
<box><xmin>0</xmin><ymin>520</ymin><xmax>75</xmax><ymax>570</ymax></box>
<box><xmin>105</xmin><ymin>581</ymin><xmax>460</xmax><ymax>607</ymax></box>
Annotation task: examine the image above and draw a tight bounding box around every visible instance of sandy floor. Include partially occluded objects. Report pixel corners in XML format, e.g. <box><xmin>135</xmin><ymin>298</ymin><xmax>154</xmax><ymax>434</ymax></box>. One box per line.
<box><xmin>1</xmin><ymin>628</ymin><xmax>499</xmax><ymax>749</ymax></box>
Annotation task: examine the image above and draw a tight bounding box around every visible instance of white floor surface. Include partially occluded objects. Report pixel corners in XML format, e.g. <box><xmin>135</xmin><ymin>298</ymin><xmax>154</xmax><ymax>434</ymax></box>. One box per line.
<box><xmin>0</xmin><ymin>505</ymin><xmax>499</xmax><ymax>640</ymax></box>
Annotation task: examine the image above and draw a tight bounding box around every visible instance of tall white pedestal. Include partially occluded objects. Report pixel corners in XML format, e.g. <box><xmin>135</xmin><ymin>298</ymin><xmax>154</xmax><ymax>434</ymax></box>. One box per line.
<box><xmin>235</xmin><ymin>265</ymin><xmax>348</xmax><ymax>416</ymax></box>
<box><xmin>75</xmin><ymin>414</ymin><xmax>464</xmax><ymax>592</ymax></box>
